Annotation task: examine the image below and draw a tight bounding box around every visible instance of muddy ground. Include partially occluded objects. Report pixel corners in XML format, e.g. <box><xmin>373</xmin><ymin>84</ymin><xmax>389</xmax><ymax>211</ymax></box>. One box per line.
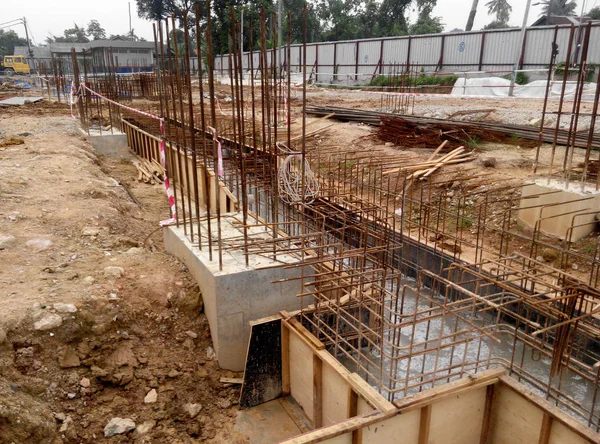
<box><xmin>0</xmin><ymin>102</ymin><xmax>247</xmax><ymax>443</ymax></box>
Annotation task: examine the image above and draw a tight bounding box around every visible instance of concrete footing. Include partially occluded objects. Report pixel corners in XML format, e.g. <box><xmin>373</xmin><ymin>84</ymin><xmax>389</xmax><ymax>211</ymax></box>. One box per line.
<box><xmin>518</xmin><ymin>180</ymin><xmax>600</xmax><ymax>241</ymax></box>
<box><xmin>83</xmin><ymin>130</ymin><xmax>131</xmax><ymax>158</ymax></box>
<box><xmin>163</xmin><ymin>216</ymin><xmax>307</xmax><ymax>371</ymax></box>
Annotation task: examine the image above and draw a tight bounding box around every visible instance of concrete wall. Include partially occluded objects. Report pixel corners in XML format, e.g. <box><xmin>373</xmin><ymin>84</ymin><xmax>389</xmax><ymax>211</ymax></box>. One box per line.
<box><xmin>85</xmin><ymin>132</ymin><xmax>132</xmax><ymax>159</ymax></box>
<box><xmin>164</xmin><ymin>223</ymin><xmax>308</xmax><ymax>371</ymax></box>
<box><xmin>518</xmin><ymin>181</ymin><xmax>600</xmax><ymax>242</ymax></box>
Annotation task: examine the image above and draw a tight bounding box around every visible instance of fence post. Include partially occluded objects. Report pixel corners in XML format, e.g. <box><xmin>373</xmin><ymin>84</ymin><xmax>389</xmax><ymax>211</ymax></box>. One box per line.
<box><xmin>478</xmin><ymin>32</ymin><xmax>486</xmax><ymax>71</ymax></box>
<box><xmin>333</xmin><ymin>42</ymin><xmax>338</xmax><ymax>82</ymax></box>
<box><xmin>355</xmin><ymin>41</ymin><xmax>360</xmax><ymax>81</ymax></box>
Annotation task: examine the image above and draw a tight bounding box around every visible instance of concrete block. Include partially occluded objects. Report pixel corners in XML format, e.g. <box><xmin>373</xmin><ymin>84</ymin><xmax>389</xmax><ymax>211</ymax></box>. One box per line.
<box><xmin>164</xmin><ymin>218</ymin><xmax>308</xmax><ymax>371</ymax></box>
<box><xmin>518</xmin><ymin>180</ymin><xmax>600</xmax><ymax>241</ymax></box>
<box><xmin>83</xmin><ymin>130</ymin><xmax>132</xmax><ymax>159</ymax></box>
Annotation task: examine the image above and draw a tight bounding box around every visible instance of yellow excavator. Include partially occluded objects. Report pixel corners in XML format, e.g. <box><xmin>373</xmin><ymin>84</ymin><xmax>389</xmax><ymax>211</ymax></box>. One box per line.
<box><xmin>1</xmin><ymin>55</ymin><xmax>31</xmax><ymax>75</ymax></box>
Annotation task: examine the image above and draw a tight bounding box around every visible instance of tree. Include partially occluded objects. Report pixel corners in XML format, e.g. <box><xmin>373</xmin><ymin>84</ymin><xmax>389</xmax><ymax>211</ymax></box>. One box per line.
<box><xmin>485</xmin><ymin>0</ymin><xmax>512</xmax><ymax>25</ymax></box>
<box><xmin>466</xmin><ymin>0</ymin><xmax>480</xmax><ymax>31</ymax></box>
<box><xmin>87</xmin><ymin>20</ymin><xmax>107</xmax><ymax>40</ymax></box>
<box><xmin>409</xmin><ymin>0</ymin><xmax>442</xmax><ymax>35</ymax></box>
<box><xmin>376</xmin><ymin>0</ymin><xmax>412</xmax><ymax>37</ymax></box>
<box><xmin>0</xmin><ymin>29</ymin><xmax>27</xmax><ymax>57</ymax></box>
<box><xmin>48</xmin><ymin>23</ymin><xmax>90</xmax><ymax>43</ymax></box>
<box><xmin>409</xmin><ymin>16</ymin><xmax>443</xmax><ymax>35</ymax></box>
<box><xmin>586</xmin><ymin>6</ymin><xmax>600</xmax><ymax>19</ymax></box>
<box><xmin>539</xmin><ymin>0</ymin><xmax>578</xmax><ymax>17</ymax></box>
<box><xmin>282</xmin><ymin>0</ymin><xmax>322</xmax><ymax>43</ymax></box>
<box><xmin>483</xmin><ymin>20</ymin><xmax>511</xmax><ymax>29</ymax></box>
<box><xmin>136</xmin><ymin>0</ymin><xmax>195</xmax><ymax>21</ymax></box>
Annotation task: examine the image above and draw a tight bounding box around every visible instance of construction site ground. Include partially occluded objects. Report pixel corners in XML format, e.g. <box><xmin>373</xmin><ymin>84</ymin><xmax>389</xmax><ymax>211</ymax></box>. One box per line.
<box><xmin>0</xmin><ymin>84</ymin><xmax>597</xmax><ymax>442</ymax></box>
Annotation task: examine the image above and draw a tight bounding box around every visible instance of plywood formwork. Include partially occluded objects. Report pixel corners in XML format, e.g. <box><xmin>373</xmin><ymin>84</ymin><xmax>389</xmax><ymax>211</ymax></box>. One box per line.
<box><xmin>252</xmin><ymin>313</ymin><xmax>600</xmax><ymax>444</ymax></box>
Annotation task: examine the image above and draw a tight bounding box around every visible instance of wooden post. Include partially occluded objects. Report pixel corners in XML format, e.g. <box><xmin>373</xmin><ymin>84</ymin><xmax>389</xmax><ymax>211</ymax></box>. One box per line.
<box><xmin>313</xmin><ymin>354</ymin><xmax>323</xmax><ymax>428</ymax></box>
<box><xmin>538</xmin><ymin>414</ymin><xmax>553</xmax><ymax>444</ymax></box>
<box><xmin>282</xmin><ymin>322</ymin><xmax>291</xmax><ymax>396</ymax></box>
<box><xmin>479</xmin><ymin>384</ymin><xmax>496</xmax><ymax>444</ymax></box>
<box><xmin>347</xmin><ymin>388</ymin><xmax>361</xmax><ymax>444</ymax></box>
<box><xmin>418</xmin><ymin>405</ymin><xmax>432</xmax><ymax>444</ymax></box>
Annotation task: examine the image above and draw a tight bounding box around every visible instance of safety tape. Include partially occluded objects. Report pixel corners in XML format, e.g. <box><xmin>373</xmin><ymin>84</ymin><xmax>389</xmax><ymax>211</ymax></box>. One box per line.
<box><xmin>208</xmin><ymin>126</ymin><xmax>224</xmax><ymax>179</ymax></box>
<box><xmin>78</xmin><ymin>84</ymin><xmax>177</xmax><ymax>225</ymax></box>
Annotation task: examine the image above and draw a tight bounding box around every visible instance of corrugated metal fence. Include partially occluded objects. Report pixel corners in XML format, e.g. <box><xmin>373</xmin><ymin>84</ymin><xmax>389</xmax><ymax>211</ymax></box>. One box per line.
<box><xmin>214</xmin><ymin>24</ymin><xmax>600</xmax><ymax>85</ymax></box>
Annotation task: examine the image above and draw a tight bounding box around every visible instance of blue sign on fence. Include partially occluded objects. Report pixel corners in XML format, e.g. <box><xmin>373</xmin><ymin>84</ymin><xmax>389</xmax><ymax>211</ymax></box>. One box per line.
<box><xmin>459</xmin><ymin>42</ymin><xmax>466</xmax><ymax>53</ymax></box>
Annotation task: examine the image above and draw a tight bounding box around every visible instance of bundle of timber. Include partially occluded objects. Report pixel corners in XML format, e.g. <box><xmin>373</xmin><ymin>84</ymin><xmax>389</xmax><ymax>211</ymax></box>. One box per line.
<box><xmin>306</xmin><ymin>105</ymin><xmax>600</xmax><ymax>150</ymax></box>
<box><xmin>577</xmin><ymin>159</ymin><xmax>599</xmax><ymax>178</ymax></box>
<box><xmin>133</xmin><ymin>158</ymin><xmax>164</xmax><ymax>184</ymax></box>
<box><xmin>383</xmin><ymin>141</ymin><xmax>477</xmax><ymax>188</ymax></box>
<box><xmin>377</xmin><ymin>115</ymin><xmax>539</xmax><ymax>150</ymax></box>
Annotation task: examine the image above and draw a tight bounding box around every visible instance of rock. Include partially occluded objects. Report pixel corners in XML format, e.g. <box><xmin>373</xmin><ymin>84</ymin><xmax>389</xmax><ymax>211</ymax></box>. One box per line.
<box><xmin>541</xmin><ymin>248</ymin><xmax>559</xmax><ymax>262</ymax></box>
<box><xmin>82</xmin><ymin>227</ymin><xmax>100</xmax><ymax>237</ymax></box>
<box><xmin>91</xmin><ymin>366</ymin><xmax>109</xmax><ymax>378</ymax></box>
<box><xmin>125</xmin><ymin>247</ymin><xmax>143</xmax><ymax>255</ymax></box>
<box><xmin>144</xmin><ymin>389</ymin><xmax>158</xmax><ymax>404</ymax></box>
<box><xmin>104</xmin><ymin>266</ymin><xmax>124</xmax><ymax>278</ymax></box>
<box><xmin>54</xmin><ymin>412</ymin><xmax>67</xmax><ymax>422</ymax></box>
<box><xmin>167</xmin><ymin>369</ymin><xmax>181</xmax><ymax>378</ymax></box>
<box><xmin>58</xmin><ymin>346</ymin><xmax>80</xmax><ymax>368</ymax></box>
<box><xmin>206</xmin><ymin>346</ymin><xmax>216</xmax><ymax>360</ymax></box>
<box><xmin>59</xmin><ymin>415</ymin><xmax>72</xmax><ymax>433</ymax></box>
<box><xmin>482</xmin><ymin>157</ymin><xmax>497</xmax><ymax>168</ymax></box>
<box><xmin>572</xmin><ymin>263</ymin><xmax>579</xmax><ymax>271</ymax></box>
<box><xmin>25</xmin><ymin>238</ymin><xmax>53</xmax><ymax>251</ymax></box>
<box><xmin>529</xmin><ymin>118</ymin><xmax>542</xmax><ymax>126</ymax></box>
<box><xmin>0</xmin><ymin>234</ymin><xmax>17</xmax><ymax>250</ymax></box>
<box><xmin>53</xmin><ymin>303</ymin><xmax>77</xmax><ymax>313</ymax></box>
<box><xmin>80</xmin><ymin>377</ymin><xmax>91</xmax><ymax>388</ymax></box>
<box><xmin>0</xmin><ymin>328</ymin><xmax>6</xmax><ymax>344</ymax></box>
<box><xmin>82</xmin><ymin>276</ymin><xmax>95</xmax><ymax>285</ymax></box>
<box><xmin>384</xmin><ymin>142</ymin><xmax>394</xmax><ymax>147</ymax></box>
<box><xmin>196</xmin><ymin>367</ymin><xmax>209</xmax><ymax>378</ymax></box>
<box><xmin>136</xmin><ymin>420</ymin><xmax>156</xmax><ymax>435</ymax></box>
<box><xmin>104</xmin><ymin>417</ymin><xmax>136</xmax><ymax>437</ymax></box>
<box><xmin>183</xmin><ymin>403</ymin><xmax>203</xmax><ymax>419</ymax></box>
<box><xmin>185</xmin><ymin>330</ymin><xmax>198</xmax><ymax>339</ymax></box>
<box><xmin>536</xmin><ymin>255</ymin><xmax>544</xmax><ymax>263</ymax></box>
<box><xmin>34</xmin><ymin>313</ymin><xmax>63</xmax><ymax>331</ymax></box>
<box><xmin>177</xmin><ymin>290</ymin><xmax>203</xmax><ymax>313</ymax></box>
<box><xmin>219</xmin><ymin>399</ymin><xmax>232</xmax><ymax>409</ymax></box>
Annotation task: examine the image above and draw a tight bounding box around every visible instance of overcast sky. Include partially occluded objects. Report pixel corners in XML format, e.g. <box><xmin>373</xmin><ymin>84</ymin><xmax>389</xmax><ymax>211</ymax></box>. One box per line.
<box><xmin>3</xmin><ymin>0</ymin><xmax>598</xmax><ymax>45</ymax></box>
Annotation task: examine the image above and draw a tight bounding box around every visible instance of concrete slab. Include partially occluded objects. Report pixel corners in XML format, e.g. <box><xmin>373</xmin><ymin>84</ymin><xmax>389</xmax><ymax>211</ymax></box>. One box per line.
<box><xmin>0</xmin><ymin>97</ymin><xmax>43</xmax><ymax>106</ymax></box>
<box><xmin>164</xmin><ymin>214</ymin><xmax>309</xmax><ymax>371</ymax></box>
<box><xmin>518</xmin><ymin>179</ymin><xmax>600</xmax><ymax>241</ymax></box>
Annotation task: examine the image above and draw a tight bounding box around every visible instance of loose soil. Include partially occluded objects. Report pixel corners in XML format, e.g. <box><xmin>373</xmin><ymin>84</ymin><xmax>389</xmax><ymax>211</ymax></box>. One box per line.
<box><xmin>0</xmin><ymin>101</ymin><xmax>248</xmax><ymax>443</ymax></box>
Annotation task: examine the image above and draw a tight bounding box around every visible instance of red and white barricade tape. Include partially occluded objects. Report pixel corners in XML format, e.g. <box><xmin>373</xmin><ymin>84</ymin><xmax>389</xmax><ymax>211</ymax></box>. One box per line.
<box><xmin>79</xmin><ymin>84</ymin><xmax>177</xmax><ymax>225</ymax></box>
<box><xmin>208</xmin><ymin>126</ymin><xmax>224</xmax><ymax>179</ymax></box>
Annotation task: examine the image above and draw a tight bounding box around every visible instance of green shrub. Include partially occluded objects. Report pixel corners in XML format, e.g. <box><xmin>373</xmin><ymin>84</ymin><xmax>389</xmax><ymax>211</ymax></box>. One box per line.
<box><xmin>501</xmin><ymin>72</ymin><xmax>529</xmax><ymax>85</ymax></box>
<box><xmin>367</xmin><ymin>74</ymin><xmax>458</xmax><ymax>92</ymax></box>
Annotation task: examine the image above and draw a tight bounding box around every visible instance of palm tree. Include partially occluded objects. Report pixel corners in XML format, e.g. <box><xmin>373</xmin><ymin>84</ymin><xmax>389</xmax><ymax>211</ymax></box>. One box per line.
<box><xmin>539</xmin><ymin>0</ymin><xmax>578</xmax><ymax>17</ymax></box>
<box><xmin>485</xmin><ymin>0</ymin><xmax>512</xmax><ymax>25</ymax></box>
<box><xmin>466</xmin><ymin>0</ymin><xmax>480</xmax><ymax>31</ymax></box>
